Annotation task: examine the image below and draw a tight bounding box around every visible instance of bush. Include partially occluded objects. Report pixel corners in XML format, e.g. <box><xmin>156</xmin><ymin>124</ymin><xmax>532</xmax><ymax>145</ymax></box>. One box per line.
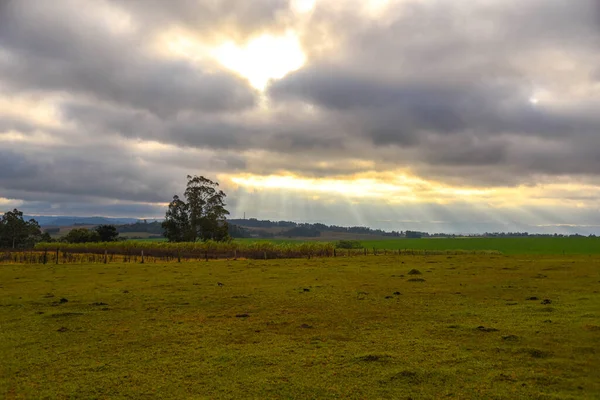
<box><xmin>62</xmin><ymin>228</ymin><xmax>100</xmax><ymax>243</ymax></box>
<box><xmin>336</xmin><ymin>240</ymin><xmax>364</xmax><ymax>249</ymax></box>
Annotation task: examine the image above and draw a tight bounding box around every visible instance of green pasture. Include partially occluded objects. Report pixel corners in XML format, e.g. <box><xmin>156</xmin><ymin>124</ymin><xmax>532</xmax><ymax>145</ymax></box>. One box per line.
<box><xmin>360</xmin><ymin>237</ymin><xmax>600</xmax><ymax>255</ymax></box>
<box><xmin>1</xmin><ymin>255</ymin><xmax>599</xmax><ymax>398</ymax></box>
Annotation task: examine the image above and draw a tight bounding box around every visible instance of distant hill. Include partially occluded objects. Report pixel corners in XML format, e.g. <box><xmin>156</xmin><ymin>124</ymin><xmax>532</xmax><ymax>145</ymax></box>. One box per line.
<box><xmin>228</xmin><ymin>218</ymin><xmax>403</xmax><ymax>239</ymax></box>
<box><xmin>35</xmin><ymin>215</ymin><xmax>404</xmax><ymax>240</ymax></box>
<box><xmin>26</xmin><ymin>215</ymin><xmax>141</xmax><ymax>227</ymax></box>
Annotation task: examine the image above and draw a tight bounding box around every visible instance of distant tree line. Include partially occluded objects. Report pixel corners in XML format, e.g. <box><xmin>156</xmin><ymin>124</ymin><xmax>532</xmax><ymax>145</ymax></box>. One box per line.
<box><xmin>118</xmin><ymin>221</ymin><xmax>163</xmax><ymax>235</ymax></box>
<box><xmin>0</xmin><ymin>209</ymin><xmax>125</xmax><ymax>247</ymax></box>
<box><xmin>229</xmin><ymin>218</ymin><xmax>404</xmax><ymax>237</ymax></box>
<box><xmin>229</xmin><ymin>218</ymin><xmax>409</xmax><ymax>238</ymax></box>
<box><xmin>282</xmin><ymin>226</ymin><xmax>321</xmax><ymax>238</ymax></box>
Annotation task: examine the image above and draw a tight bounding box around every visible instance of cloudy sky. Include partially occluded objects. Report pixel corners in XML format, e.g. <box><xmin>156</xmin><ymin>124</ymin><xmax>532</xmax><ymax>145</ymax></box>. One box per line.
<box><xmin>1</xmin><ymin>0</ymin><xmax>600</xmax><ymax>233</ymax></box>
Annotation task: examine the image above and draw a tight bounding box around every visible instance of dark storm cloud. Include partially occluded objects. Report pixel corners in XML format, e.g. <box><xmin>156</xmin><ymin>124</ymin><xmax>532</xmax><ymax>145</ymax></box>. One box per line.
<box><xmin>0</xmin><ymin>0</ymin><xmax>257</xmax><ymax>116</ymax></box>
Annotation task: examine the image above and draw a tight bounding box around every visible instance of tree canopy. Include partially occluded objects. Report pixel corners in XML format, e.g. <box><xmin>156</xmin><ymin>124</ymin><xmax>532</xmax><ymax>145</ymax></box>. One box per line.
<box><xmin>94</xmin><ymin>225</ymin><xmax>119</xmax><ymax>242</ymax></box>
<box><xmin>0</xmin><ymin>209</ymin><xmax>47</xmax><ymax>248</ymax></box>
<box><xmin>162</xmin><ymin>176</ymin><xmax>230</xmax><ymax>242</ymax></box>
<box><xmin>62</xmin><ymin>228</ymin><xmax>100</xmax><ymax>243</ymax></box>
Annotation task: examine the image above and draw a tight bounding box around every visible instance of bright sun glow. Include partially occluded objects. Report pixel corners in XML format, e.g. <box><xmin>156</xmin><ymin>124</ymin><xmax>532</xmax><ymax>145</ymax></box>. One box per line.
<box><xmin>211</xmin><ymin>32</ymin><xmax>306</xmax><ymax>90</ymax></box>
<box><xmin>229</xmin><ymin>173</ymin><xmax>495</xmax><ymax>204</ymax></box>
<box><xmin>528</xmin><ymin>87</ymin><xmax>557</xmax><ymax>106</ymax></box>
<box><xmin>291</xmin><ymin>0</ymin><xmax>317</xmax><ymax>13</ymax></box>
<box><xmin>227</xmin><ymin>172</ymin><xmax>600</xmax><ymax>208</ymax></box>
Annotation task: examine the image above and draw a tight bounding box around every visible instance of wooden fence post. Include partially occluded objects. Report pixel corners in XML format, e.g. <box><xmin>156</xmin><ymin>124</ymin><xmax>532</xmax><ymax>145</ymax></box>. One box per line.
<box><xmin>141</xmin><ymin>250</ymin><xmax>145</xmax><ymax>264</ymax></box>
<box><xmin>55</xmin><ymin>248</ymin><xmax>59</xmax><ymax>264</ymax></box>
<box><xmin>104</xmin><ymin>250</ymin><xmax>108</xmax><ymax>264</ymax></box>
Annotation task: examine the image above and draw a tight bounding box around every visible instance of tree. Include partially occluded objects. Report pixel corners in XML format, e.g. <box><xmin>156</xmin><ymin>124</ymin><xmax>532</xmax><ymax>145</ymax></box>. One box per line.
<box><xmin>94</xmin><ymin>225</ymin><xmax>119</xmax><ymax>242</ymax></box>
<box><xmin>162</xmin><ymin>176</ymin><xmax>230</xmax><ymax>242</ymax></box>
<box><xmin>0</xmin><ymin>209</ymin><xmax>44</xmax><ymax>248</ymax></box>
<box><xmin>62</xmin><ymin>228</ymin><xmax>100</xmax><ymax>243</ymax></box>
<box><xmin>162</xmin><ymin>195</ymin><xmax>193</xmax><ymax>242</ymax></box>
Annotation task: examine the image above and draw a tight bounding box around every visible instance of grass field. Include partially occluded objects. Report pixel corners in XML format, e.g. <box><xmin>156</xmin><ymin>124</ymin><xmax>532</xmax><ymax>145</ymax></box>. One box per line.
<box><xmin>1</xmin><ymin>255</ymin><xmax>599</xmax><ymax>399</ymax></box>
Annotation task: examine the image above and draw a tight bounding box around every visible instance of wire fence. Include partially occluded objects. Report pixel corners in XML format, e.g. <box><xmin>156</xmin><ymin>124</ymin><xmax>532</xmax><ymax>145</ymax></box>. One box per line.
<box><xmin>0</xmin><ymin>246</ymin><xmax>501</xmax><ymax>265</ymax></box>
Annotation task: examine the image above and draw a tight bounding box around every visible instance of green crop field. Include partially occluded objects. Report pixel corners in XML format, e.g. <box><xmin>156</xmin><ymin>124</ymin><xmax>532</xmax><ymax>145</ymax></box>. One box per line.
<box><xmin>2</xmin><ymin>255</ymin><xmax>599</xmax><ymax>399</ymax></box>
<box><xmin>127</xmin><ymin>237</ymin><xmax>168</xmax><ymax>243</ymax></box>
<box><xmin>359</xmin><ymin>237</ymin><xmax>600</xmax><ymax>255</ymax></box>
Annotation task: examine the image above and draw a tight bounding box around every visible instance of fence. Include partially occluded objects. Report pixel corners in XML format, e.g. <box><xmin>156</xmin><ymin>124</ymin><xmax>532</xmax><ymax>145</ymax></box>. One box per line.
<box><xmin>0</xmin><ymin>246</ymin><xmax>501</xmax><ymax>265</ymax></box>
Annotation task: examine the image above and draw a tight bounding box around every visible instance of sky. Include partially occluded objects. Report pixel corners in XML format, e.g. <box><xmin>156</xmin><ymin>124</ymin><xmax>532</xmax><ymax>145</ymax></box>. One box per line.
<box><xmin>1</xmin><ymin>0</ymin><xmax>600</xmax><ymax>234</ymax></box>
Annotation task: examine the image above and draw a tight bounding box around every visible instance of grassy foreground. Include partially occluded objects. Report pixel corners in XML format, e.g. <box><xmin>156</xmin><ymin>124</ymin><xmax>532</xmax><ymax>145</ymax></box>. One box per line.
<box><xmin>1</xmin><ymin>255</ymin><xmax>599</xmax><ymax>399</ymax></box>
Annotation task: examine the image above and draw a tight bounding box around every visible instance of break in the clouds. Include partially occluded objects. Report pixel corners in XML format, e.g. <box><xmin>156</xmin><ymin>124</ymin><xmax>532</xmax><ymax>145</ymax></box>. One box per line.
<box><xmin>1</xmin><ymin>0</ymin><xmax>599</xmax><ymax>233</ymax></box>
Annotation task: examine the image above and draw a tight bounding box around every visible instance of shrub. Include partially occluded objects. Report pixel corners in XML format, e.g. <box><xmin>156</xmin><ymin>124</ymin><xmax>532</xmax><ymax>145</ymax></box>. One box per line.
<box><xmin>336</xmin><ymin>240</ymin><xmax>363</xmax><ymax>249</ymax></box>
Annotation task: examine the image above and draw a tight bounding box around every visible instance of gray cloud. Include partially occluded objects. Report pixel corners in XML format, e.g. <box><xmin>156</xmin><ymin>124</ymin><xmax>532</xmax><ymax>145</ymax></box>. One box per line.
<box><xmin>271</xmin><ymin>71</ymin><xmax>599</xmax><ymax>138</ymax></box>
<box><xmin>0</xmin><ymin>0</ymin><xmax>257</xmax><ymax>116</ymax></box>
<box><xmin>108</xmin><ymin>0</ymin><xmax>290</xmax><ymax>40</ymax></box>
<box><xmin>0</xmin><ymin>150</ymin><xmax>41</xmax><ymax>179</ymax></box>
<box><xmin>268</xmin><ymin>0</ymin><xmax>600</xmax><ymax>182</ymax></box>
<box><xmin>1</xmin><ymin>0</ymin><xmax>600</xmax><ymax>230</ymax></box>
<box><xmin>0</xmin><ymin>116</ymin><xmax>38</xmax><ymax>134</ymax></box>
<box><xmin>0</xmin><ymin>146</ymin><xmax>171</xmax><ymax>203</ymax></box>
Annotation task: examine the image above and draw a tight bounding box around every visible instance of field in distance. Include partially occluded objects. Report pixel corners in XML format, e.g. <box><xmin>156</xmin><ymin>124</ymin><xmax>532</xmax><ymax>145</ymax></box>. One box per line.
<box><xmin>1</xmin><ymin>255</ymin><xmax>599</xmax><ymax>398</ymax></box>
